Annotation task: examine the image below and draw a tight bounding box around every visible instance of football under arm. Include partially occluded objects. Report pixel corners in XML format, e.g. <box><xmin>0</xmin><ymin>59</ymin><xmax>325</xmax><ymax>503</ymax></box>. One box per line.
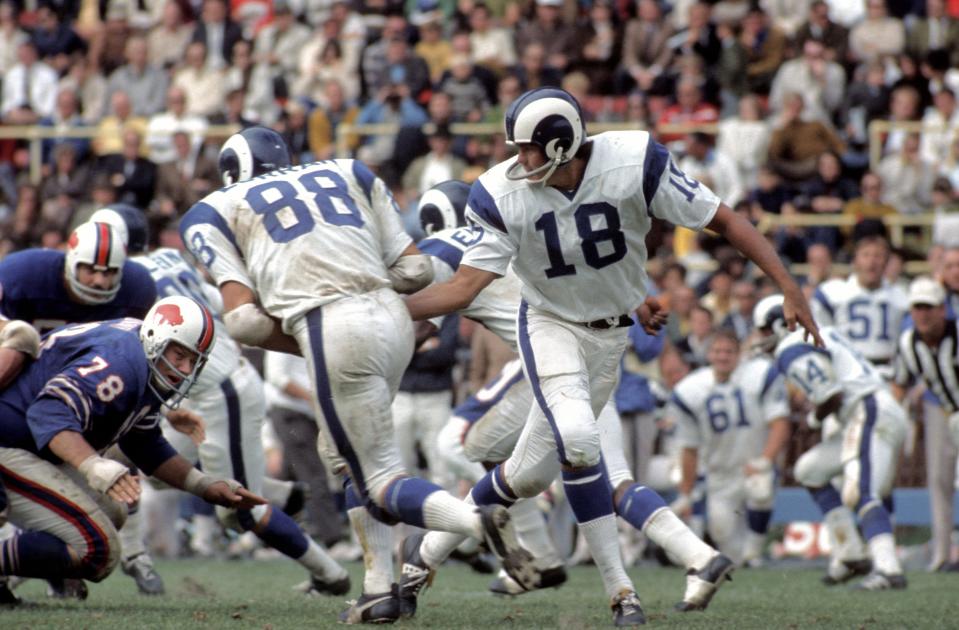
<box><xmin>220</xmin><ymin>281</ymin><xmax>301</xmax><ymax>355</ymax></box>
<box><xmin>404</xmin><ymin>264</ymin><xmax>499</xmax><ymax>321</ymax></box>
<box><xmin>388</xmin><ymin>244</ymin><xmax>434</xmax><ymax>294</ymax></box>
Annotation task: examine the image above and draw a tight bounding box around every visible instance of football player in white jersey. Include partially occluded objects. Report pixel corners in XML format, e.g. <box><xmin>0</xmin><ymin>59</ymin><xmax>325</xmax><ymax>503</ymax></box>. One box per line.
<box><xmin>178</xmin><ymin>127</ymin><xmax>537</xmax><ymax>624</ymax></box>
<box><xmin>668</xmin><ymin>329</ymin><xmax>791</xmax><ymax>566</ymax></box>
<box><xmin>404</xmin><ymin>88</ymin><xmax>822</xmax><ymax>625</ymax></box>
<box><xmin>755</xmin><ymin>295</ymin><xmax>908</xmax><ymax>590</ymax></box>
<box><xmin>89</xmin><ymin>206</ymin><xmax>351</xmax><ymax>598</ymax></box>
<box><xmin>810</xmin><ymin>235</ymin><xmax>907</xmax><ymax>378</ymax></box>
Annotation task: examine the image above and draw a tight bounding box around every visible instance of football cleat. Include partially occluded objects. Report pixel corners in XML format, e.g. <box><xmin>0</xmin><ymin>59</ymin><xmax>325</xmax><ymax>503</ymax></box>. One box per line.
<box><xmin>301</xmin><ymin>571</ymin><xmax>351</xmax><ymax>597</ymax></box>
<box><xmin>122</xmin><ymin>552</ymin><xmax>165</xmax><ymax>595</ymax></box>
<box><xmin>477</xmin><ymin>505</ymin><xmax>540</xmax><ymax>591</ymax></box>
<box><xmin>674</xmin><ymin>553</ymin><xmax>734</xmax><ymax>612</ymax></box>
<box><xmin>46</xmin><ymin>578</ymin><xmax>88</xmax><ymax>600</ymax></box>
<box><xmin>338</xmin><ymin>583</ymin><xmax>400</xmax><ymax>624</ymax></box>
<box><xmin>0</xmin><ymin>578</ymin><xmax>21</xmax><ymax>605</ymax></box>
<box><xmin>489</xmin><ymin>564</ymin><xmax>568</xmax><ymax>595</ymax></box>
<box><xmin>822</xmin><ymin>558</ymin><xmax>873</xmax><ymax>586</ymax></box>
<box><xmin>449</xmin><ymin>546</ymin><xmax>496</xmax><ymax>574</ymax></box>
<box><xmin>398</xmin><ymin>533</ymin><xmax>434</xmax><ymax>619</ymax></box>
<box><xmin>851</xmin><ymin>571</ymin><xmax>908</xmax><ymax>591</ymax></box>
<box><xmin>611</xmin><ymin>589</ymin><xmax>646</xmax><ymax>627</ymax></box>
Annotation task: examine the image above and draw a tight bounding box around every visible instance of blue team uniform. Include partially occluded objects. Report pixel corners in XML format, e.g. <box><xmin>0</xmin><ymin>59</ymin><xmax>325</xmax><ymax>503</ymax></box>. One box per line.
<box><xmin>0</xmin><ymin>319</ymin><xmax>176</xmax><ymax>475</ymax></box>
<box><xmin>0</xmin><ymin>249</ymin><xmax>157</xmax><ymax>334</ymax></box>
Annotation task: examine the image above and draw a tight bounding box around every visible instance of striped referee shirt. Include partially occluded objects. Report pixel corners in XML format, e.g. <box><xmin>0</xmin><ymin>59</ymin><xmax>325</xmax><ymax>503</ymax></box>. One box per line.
<box><xmin>894</xmin><ymin>319</ymin><xmax>959</xmax><ymax>413</ymax></box>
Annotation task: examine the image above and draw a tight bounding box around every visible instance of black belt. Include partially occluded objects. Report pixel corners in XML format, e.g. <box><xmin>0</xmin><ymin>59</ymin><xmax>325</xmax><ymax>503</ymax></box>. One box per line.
<box><xmin>582</xmin><ymin>315</ymin><xmax>634</xmax><ymax>330</ymax></box>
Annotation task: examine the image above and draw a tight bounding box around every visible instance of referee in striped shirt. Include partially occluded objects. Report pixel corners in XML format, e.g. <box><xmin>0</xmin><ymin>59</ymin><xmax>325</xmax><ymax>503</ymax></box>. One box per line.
<box><xmin>893</xmin><ymin>276</ymin><xmax>959</xmax><ymax>571</ymax></box>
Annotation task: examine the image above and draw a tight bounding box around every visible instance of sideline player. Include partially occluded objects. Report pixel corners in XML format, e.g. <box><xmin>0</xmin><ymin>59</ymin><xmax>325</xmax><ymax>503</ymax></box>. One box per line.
<box><xmin>90</xmin><ymin>206</ymin><xmax>350</xmax><ymax>596</ymax></box>
<box><xmin>404</xmin><ymin>87</ymin><xmax>822</xmax><ymax>625</ymax></box>
<box><xmin>0</xmin><ymin>298</ymin><xmax>264</xmax><ymax>601</ymax></box>
<box><xmin>668</xmin><ymin>329</ymin><xmax>791</xmax><ymax>566</ymax></box>
<box><xmin>755</xmin><ymin>295</ymin><xmax>908</xmax><ymax>590</ymax></box>
<box><xmin>179</xmin><ymin>127</ymin><xmax>537</xmax><ymax>624</ymax></box>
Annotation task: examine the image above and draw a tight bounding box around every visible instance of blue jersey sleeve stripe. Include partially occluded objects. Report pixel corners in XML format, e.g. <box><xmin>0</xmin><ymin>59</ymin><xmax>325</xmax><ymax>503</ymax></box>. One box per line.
<box><xmin>179</xmin><ymin>202</ymin><xmax>240</xmax><ymax>253</ymax></box>
<box><xmin>642</xmin><ymin>136</ymin><xmax>669</xmax><ymax>211</ymax></box>
<box><xmin>776</xmin><ymin>344</ymin><xmax>831</xmax><ymax>374</ymax></box>
<box><xmin>351</xmin><ymin>160</ymin><xmax>376</xmax><ymax>203</ymax></box>
<box><xmin>760</xmin><ymin>364</ymin><xmax>781</xmax><ymax>399</ymax></box>
<box><xmin>467</xmin><ymin>180</ymin><xmax>507</xmax><ymax>234</ymax></box>
<box><xmin>812</xmin><ymin>287</ymin><xmax>835</xmax><ymax>319</ymax></box>
<box><xmin>669</xmin><ymin>391</ymin><xmax>697</xmax><ymax>421</ymax></box>
<box><xmin>418</xmin><ymin>238</ymin><xmax>464</xmax><ymax>271</ymax></box>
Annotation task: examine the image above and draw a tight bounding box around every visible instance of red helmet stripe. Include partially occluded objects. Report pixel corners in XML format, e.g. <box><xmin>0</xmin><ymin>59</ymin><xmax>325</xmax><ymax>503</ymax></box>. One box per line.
<box><xmin>96</xmin><ymin>223</ymin><xmax>111</xmax><ymax>267</ymax></box>
<box><xmin>197</xmin><ymin>306</ymin><xmax>215</xmax><ymax>353</ymax></box>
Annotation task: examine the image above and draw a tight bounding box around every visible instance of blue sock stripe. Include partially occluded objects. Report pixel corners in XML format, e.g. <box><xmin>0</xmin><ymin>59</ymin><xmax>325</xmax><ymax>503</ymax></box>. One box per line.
<box><xmin>746</xmin><ymin>509</ymin><xmax>773</xmax><ymax>534</ymax></box>
<box><xmin>221</xmin><ymin>377</ymin><xmax>246</xmax><ymax>486</ymax></box>
<box><xmin>383</xmin><ymin>477</ymin><xmax>441</xmax><ymax>528</ymax></box>
<box><xmin>562</xmin><ymin>463</ymin><xmax>614</xmax><ymax>523</ymax></box>
<box><xmin>0</xmin><ymin>531</ymin><xmax>74</xmax><ymax>579</ymax></box>
<box><xmin>615</xmin><ymin>484</ymin><xmax>667</xmax><ymax>530</ymax></box>
<box><xmin>306</xmin><ymin>309</ymin><xmax>368</xmax><ymax>497</ymax></box>
<box><xmin>810</xmin><ymin>485</ymin><xmax>843</xmax><ymax>514</ymax></box>
<box><xmin>344</xmin><ymin>479</ymin><xmax>363</xmax><ymax>510</ymax></box>
<box><xmin>471</xmin><ymin>466</ymin><xmax>515</xmax><ymax>507</ymax></box>
<box><xmin>518</xmin><ymin>300</ymin><xmax>569</xmax><ymax>466</ymax></box>
<box><xmin>250</xmin><ymin>507</ymin><xmax>310</xmax><ymax>558</ymax></box>
<box><xmin>858</xmin><ymin>394</ymin><xmax>878</xmax><ymax>506</ymax></box>
<box><xmin>858</xmin><ymin>502</ymin><xmax>893</xmax><ymax>540</ymax></box>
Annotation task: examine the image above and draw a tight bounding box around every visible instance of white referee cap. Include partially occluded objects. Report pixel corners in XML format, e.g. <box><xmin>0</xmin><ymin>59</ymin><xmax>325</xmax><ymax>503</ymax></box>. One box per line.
<box><xmin>908</xmin><ymin>276</ymin><xmax>945</xmax><ymax>307</ymax></box>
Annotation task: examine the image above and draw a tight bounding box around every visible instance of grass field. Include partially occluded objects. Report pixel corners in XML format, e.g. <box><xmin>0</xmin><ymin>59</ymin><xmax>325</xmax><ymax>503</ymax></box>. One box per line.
<box><xmin>3</xmin><ymin>559</ymin><xmax>957</xmax><ymax>629</ymax></box>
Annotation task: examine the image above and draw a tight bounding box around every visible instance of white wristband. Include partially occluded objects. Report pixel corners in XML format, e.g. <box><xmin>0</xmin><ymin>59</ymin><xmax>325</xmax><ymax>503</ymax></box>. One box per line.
<box><xmin>183</xmin><ymin>467</ymin><xmax>218</xmax><ymax>496</ymax></box>
<box><xmin>0</xmin><ymin>320</ymin><xmax>40</xmax><ymax>357</ymax></box>
<box><xmin>78</xmin><ymin>455</ymin><xmax>130</xmax><ymax>494</ymax></box>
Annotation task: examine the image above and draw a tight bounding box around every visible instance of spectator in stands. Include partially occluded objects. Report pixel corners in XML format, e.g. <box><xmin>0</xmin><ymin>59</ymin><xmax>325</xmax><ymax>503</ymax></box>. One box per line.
<box><xmin>106</xmin><ymin>36</ymin><xmax>168</xmax><ymax>117</ymax></box>
<box><xmin>38</xmin><ymin>87</ymin><xmax>90</xmax><ymax>165</ymax></box>
<box><xmin>793</xmin><ymin>0</ymin><xmax>848</xmax><ymax>63</ymax></box>
<box><xmin>209</xmin><ymin>87</ymin><xmax>258</xmax><ymax>129</ymax></box>
<box><xmin>883</xmin><ymin>83</ymin><xmax>923</xmax><ymax>156</ymax></box>
<box><xmin>568</xmin><ymin>0</ymin><xmax>621</xmax><ymax>95</ymax></box>
<box><xmin>2</xmin><ymin>40</ymin><xmax>58</xmax><ymax>124</ymax></box>
<box><xmin>360</xmin><ymin>14</ymin><xmax>409</xmax><ymax>100</ymax></box>
<box><xmin>515</xmin><ymin>0</ymin><xmax>577</xmax><ymax>72</ymax></box>
<box><xmin>469</xmin><ymin>2</ymin><xmax>515</xmax><ymax>74</ymax></box>
<box><xmin>767</xmin><ymin>92</ymin><xmax>844</xmax><ymax>182</ymax></box>
<box><xmin>908</xmin><ymin>0</ymin><xmax>959</xmax><ymax>66</ymax></box>
<box><xmin>944</xmin><ymin>137</ymin><xmax>959</xmax><ymax>191</ymax></box>
<box><xmin>769</xmin><ymin>38</ymin><xmax>845</xmax><ymax>124</ymax></box>
<box><xmin>762</xmin><ymin>0</ymin><xmax>811</xmax><ymax>38</ymax></box>
<box><xmin>97</xmin><ymin>3</ymin><xmax>133</xmax><ymax>76</ymax></box>
<box><xmin>173</xmin><ymin>41</ymin><xmax>228</xmax><ymax>119</ymax></box>
<box><xmin>437</xmin><ymin>54</ymin><xmax>489</xmax><ymax>122</ymax></box>
<box><xmin>877</xmin><ymin>132</ymin><xmax>935</xmax><ymax>215</ymax></box>
<box><xmin>191</xmin><ymin>0</ymin><xmax>243</xmax><ymax>70</ymax></box>
<box><xmin>679</xmin><ymin>132</ymin><xmax>743</xmax><ymax>207</ymax></box>
<box><xmin>512</xmin><ymin>41</ymin><xmax>563</xmax><ymax>91</ymax></box>
<box><xmin>416</xmin><ymin>18</ymin><xmax>453</xmax><ymax>84</ymax></box>
<box><xmin>717</xmin><ymin>94</ymin><xmax>771</xmax><ymax>190</ymax></box>
<box><xmin>93</xmin><ymin>91</ymin><xmax>148</xmax><ymax>156</ymax></box>
<box><xmin>147</xmin><ymin>0</ymin><xmax>192</xmax><ymax>70</ymax></box>
<box><xmin>920</xmin><ymin>88</ymin><xmax>958</xmax><ymax>165</ymax></box>
<box><xmin>616</xmin><ymin>0</ymin><xmax>674</xmax><ymax>96</ymax></box>
<box><xmin>30</xmin><ymin>3</ymin><xmax>84</xmax><ymax>73</ymax></box>
<box><xmin>842</xmin><ymin>171</ymin><xmax>898</xmax><ymax>236</ymax></box>
<box><xmin>355</xmin><ymin>80</ymin><xmax>428</xmax><ymax>177</ymax></box>
<box><xmin>402</xmin><ymin>123</ymin><xmax>467</xmax><ymax>198</ymax></box>
<box><xmin>749</xmin><ymin>165</ymin><xmax>793</xmax><ymax>214</ymax></box>
<box><xmin>849</xmin><ymin>0</ymin><xmax>905</xmax><ymax>65</ymax></box>
<box><xmin>225</xmin><ymin>39</ymin><xmax>278</xmax><ymax>124</ymax></box>
<box><xmin>151</xmin><ymin>129</ymin><xmax>218</xmax><ymax>230</ymax></box>
<box><xmin>804</xmin><ymin>242</ymin><xmax>834</xmax><ymax>289</ymax></box>
<box><xmin>39</xmin><ymin>142</ymin><xmax>89</xmax><ymax>208</ymax></box>
<box><xmin>931</xmin><ymin>178</ymin><xmax>959</xmax><ymax>247</ymax></box>
<box><xmin>0</xmin><ymin>1</ymin><xmax>27</xmax><ymax>77</ymax></box>
<box><xmin>59</xmin><ymin>52</ymin><xmax>107</xmax><ymax>124</ymax></box>
<box><xmin>72</xmin><ymin>171</ymin><xmax>117</xmax><ymax>227</ymax></box>
<box><xmin>721</xmin><ymin>279</ymin><xmax>757</xmax><ymax>341</ymax></box>
<box><xmin>382</xmin><ymin>36</ymin><xmax>431</xmax><ymax>104</ymax></box>
<box><xmin>95</xmin><ymin>128</ymin><xmax>157</xmax><ymax>209</ymax></box>
<box><xmin>668</xmin><ymin>1</ymin><xmax>720</xmax><ymax>70</ymax></box>
<box><xmin>253</xmin><ymin>0</ymin><xmax>310</xmax><ymax>87</ymax></box>
<box><xmin>700</xmin><ymin>264</ymin><xmax>734</xmax><ymax>322</ymax></box>
<box><xmin>675</xmin><ymin>304</ymin><xmax>713</xmax><ymax>369</ymax></box>
<box><xmin>307</xmin><ymin>80</ymin><xmax>359</xmax><ymax>160</ymax></box>
<box><xmin>657</xmin><ymin>79</ymin><xmax>719</xmax><ymax>147</ymax></box>
<box><xmin>797</xmin><ymin>150</ymin><xmax>858</xmax><ymax>250</ymax></box>
<box><xmin>145</xmin><ymin>86</ymin><xmax>208</xmax><ymax>165</ymax></box>
<box><xmin>0</xmin><ymin>183</ymin><xmax>41</xmax><ymax>254</ymax></box>
<box><xmin>739</xmin><ymin>5</ymin><xmax>786</xmax><ymax>96</ymax></box>
<box><xmin>279</xmin><ymin>100</ymin><xmax>312</xmax><ymax>162</ymax></box>
<box><xmin>841</xmin><ymin>60</ymin><xmax>891</xmax><ymax>158</ymax></box>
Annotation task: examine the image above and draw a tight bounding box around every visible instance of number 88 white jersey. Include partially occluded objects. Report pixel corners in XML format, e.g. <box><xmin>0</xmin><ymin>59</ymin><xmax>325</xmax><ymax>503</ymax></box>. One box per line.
<box><xmin>179</xmin><ymin>159</ymin><xmax>413</xmax><ymax>327</ymax></box>
<box><xmin>462</xmin><ymin>131</ymin><xmax>722</xmax><ymax>323</ymax></box>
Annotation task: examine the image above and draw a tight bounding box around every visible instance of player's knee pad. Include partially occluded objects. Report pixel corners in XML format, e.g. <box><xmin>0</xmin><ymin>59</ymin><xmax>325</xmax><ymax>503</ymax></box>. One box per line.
<box><xmin>504</xmin><ymin>455</ymin><xmax>560</xmax><ymax>499</ymax></box>
<box><xmin>540</xmin><ymin>376</ymin><xmax>600</xmax><ymax>467</ymax></box>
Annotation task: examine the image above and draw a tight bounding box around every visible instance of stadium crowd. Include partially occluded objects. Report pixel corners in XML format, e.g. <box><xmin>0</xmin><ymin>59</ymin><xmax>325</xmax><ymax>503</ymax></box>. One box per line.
<box><xmin>2</xmin><ymin>0</ymin><xmax>959</xmax><ymax>609</ymax></box>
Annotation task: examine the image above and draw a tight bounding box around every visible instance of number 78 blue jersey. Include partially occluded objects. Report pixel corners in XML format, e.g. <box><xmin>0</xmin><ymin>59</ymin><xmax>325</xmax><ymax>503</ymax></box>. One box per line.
<box><xmin>462</xmin><ymin>131</ymin><xmax>722</xmax><ymax>322</ymax></box>
<box><xmin>179</xmin><ymin>159</ymin><xmax>413</xmax><ymax>325</ymax></box>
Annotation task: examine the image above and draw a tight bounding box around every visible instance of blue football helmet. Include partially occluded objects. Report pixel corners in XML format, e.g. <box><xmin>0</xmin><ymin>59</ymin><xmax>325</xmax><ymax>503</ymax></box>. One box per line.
<box><xmin>504</xmin><ymin>87</ymin><xmax>586</xmax><ymax>183</ymax></box>
<box><xmin>89</xmin><ymin>204</ymin><xmax>150</xmax><ymax>254</ymax></box>
<box><xmin>418</xmin><ymin>180</ymin><xmax>471</xmax><ymax>235</ymax></box>
<box><xmin>218</xmin><ymin>126</ymin><xmax>292</xmax><ymax>185</ymax></box>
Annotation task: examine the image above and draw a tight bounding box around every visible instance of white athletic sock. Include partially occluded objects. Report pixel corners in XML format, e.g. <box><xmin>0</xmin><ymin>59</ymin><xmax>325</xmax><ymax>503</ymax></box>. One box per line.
<box><xmin>119</xmin><ymin>507</ymin><xmax>147</xmax><ymax>560</ymax></box>
<box><xmin>421</xmin><ymin>490</ymin><xmax>483</xmax><ymax>539</ymax></box>
<box><xmin>510</xmin><ymin>498</ymin><xmax>561</xmax><ymax>568</ymax></box>
<box><xmin>824</xmin><ymin>506</ymin><xmax>866</xmax><ymax>561</ymax></box>
<box><xmin>643</xmin><ymin>507</ymin><xmax>715</xmax><ymax>570</ymax></box>
<box><xmin>868</xmin><ymin>533</ymin><xmax>902</xmax><ymax>575</ymax></box>
<box><xmin>743</xmin><ymin>531</ymin><xmax>767</xmax><ymax>564</ymax></box>
<box><xmin>299</xmin><ymin>539</ymin><xmax>349</xmax><ymax>581</ymax></box>
<box><xmin>421</xmin><ymin>530</ymin><xmax>468</xmax><ymax>568</ymax></box>
<box><xmin>261</xmin><ymin>477</ymin><xmax>294</xmax><ymax>507</ymax></box>
<box><xmin>191</xmin><ymin>514</ymin><xmax>218</xmax><ymax>556</ymax></box>
<box><xmin>579</xmin><ymin>514</ymin><xmax>633</xmax><ymax>599</ymax></box>
<box><xmin>348</xmin><ymin>507</ymin><xmax>393</xmax><ymax>594</ymax></box>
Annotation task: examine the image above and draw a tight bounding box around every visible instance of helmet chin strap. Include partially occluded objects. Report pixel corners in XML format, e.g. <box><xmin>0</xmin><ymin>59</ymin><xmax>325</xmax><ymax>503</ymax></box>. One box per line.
<box><xmin>504</xmin><ymin>150</ymin><xmax>567</xmax><ymax>185</ymax></box>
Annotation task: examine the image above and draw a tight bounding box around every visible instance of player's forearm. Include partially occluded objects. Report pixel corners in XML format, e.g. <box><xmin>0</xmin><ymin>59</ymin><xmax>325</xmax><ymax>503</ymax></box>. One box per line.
<box><xmin>762</xmin><ymin>418</ymin><xmax>791</xmax><ymax>462</ymax></box>
<box><xmin>679</xmin><ymin>447</ymin><xmax>698</xmax><ymax>495</ymax></box>
<box><xmin>406</xmin><ymin>265</ymin><xmax>497</xmax><ymax>321</ymax></box>
<box><xmin>48</xmin><ymin>430</ymin><xmax>98</xmax><ymax>469</ymax></box>
<box><xmin>150</xmin><ymin>453</ymin><xmax>198</xmax><ymax>490</ymax></box>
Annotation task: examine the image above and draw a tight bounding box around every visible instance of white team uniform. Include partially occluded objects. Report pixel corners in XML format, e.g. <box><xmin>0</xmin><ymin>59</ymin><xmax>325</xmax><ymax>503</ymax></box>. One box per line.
<box><xmin>134</xmin><ymin>248</ymin><xmax>289</xmax><ymax>527</ymax></box>
<box><xmin>180</xmin><ymin>160</ymin><xmax>415</xmax><ymax>503</ymax></box>
<box><xmin>462</xmin><ymin>131</ymin><xmax>720</xmax><ymax>492</ymax></box>
<box><xmin>669</xmin><ymin>357</ymin><xmax>788</xmax><ymax>562</ymax></box>
<box><xmin>811</xmin><ymin>276</ymin><xmax>908</xmax><ymax>378</ymax></box>
<box><xmin>774</xmin><ymin>327</ymin><xmax>907</xmax><ymax>511</ymax></box>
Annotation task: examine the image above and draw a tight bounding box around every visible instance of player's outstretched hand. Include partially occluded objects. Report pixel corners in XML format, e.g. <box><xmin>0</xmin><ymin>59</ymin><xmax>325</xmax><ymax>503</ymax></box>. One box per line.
<box><xmin>107</xmin><ymin>472</ymin><xmax>141</xmax><ymax>505</ymax></box>
<box><xmin>203</xmin><ymin>480</ymin><xmax>268</xmax><ymax>510</ymax></box>
<box><xmin>166</xmin><ymin>408</ymin><xmax>206</xmax><ymax>445</ymax></box>
<box><xmin>782</xmin><ymin>289</ymin><xmax>824</xmax><ymax>347</ymax></box>
<box><xmin>636</xmin><ymin>296</ymin><xmax>669</xmax><ymax>334</ymax></box>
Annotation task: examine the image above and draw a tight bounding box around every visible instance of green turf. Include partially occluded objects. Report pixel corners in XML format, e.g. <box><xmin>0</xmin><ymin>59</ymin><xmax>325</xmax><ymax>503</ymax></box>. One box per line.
<box><xmin>4</xmin><ymin>559</ymin><xmax>957</xmax><ymax>629</ymax></box>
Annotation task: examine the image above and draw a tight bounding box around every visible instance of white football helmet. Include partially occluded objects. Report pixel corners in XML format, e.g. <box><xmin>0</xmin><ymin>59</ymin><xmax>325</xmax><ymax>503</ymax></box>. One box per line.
<box><xmin>64</xmin><ymin>222</ymin><xmax>126</xmax><ymax>304</ymax></box>
<box><xmin>504</xmin><ymin>87</ymin><xmax>586</xmax><ymax>184</ymax></box>
<box><xmin>140</xmin><ymin>296</ymin><xmax>216</xmax><ymax>408</ymax></box>
<box><xmin>752</xmin><ymin>294</ymin><xmax>788</xmax><ymax>352</ymax></box>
